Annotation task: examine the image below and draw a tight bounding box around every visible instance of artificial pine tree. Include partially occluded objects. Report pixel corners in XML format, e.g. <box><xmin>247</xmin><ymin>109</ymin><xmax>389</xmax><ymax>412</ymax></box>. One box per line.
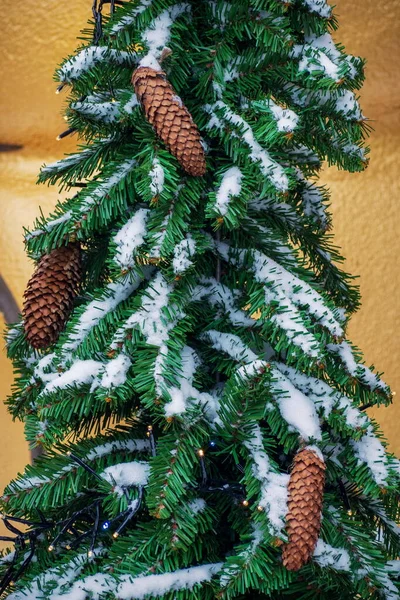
<box><xmin>2</xmin><ymin>0</ymin><xmax>399</xmax><ymax>598</ymax></box>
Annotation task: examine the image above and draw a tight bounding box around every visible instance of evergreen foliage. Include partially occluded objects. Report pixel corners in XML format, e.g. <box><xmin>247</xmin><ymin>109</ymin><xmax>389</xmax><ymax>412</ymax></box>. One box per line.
<box><xmin>2</xmin><ymin>0</ymin><xmax>399</xmax><ymax>598</ymax></box>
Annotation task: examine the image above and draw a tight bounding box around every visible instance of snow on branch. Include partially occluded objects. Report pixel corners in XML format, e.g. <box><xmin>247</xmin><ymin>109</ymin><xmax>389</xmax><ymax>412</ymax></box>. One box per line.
<box><xmin>113</xmin><ymin>209</ymin><xmax>150</xmax><ymax>269</ymax></box>
<box><xmin>173</xmin><ymin>234</ymin><xmax>196</xmax><ymax>274</ymax></box>
<box><xmin>201</xmin><ymin>330</ymin><xmax>257</xmax><ymax>363</ymax></box>
<box><xmin>255</xmin><ymin>99</ymin><xmax>299</xmax><ymax>133</ymax></box>
<box><xmin>101</xmin><ymin>460</ymin><xmax>150</xmax><ymax>496</ymax></box>
<box><xmin>217</xmin><ymin>241</ymin><xmax>343</xmax><ymax>358</ymax></box>
<box><xmin>301</xmin><ymin>0</ymin><xmax>332</xmax><ymax>18</ymax></box>
<box><xmin>192</xmin><ymin>278</ymin><xmax>255</xmax><ymax>328</ymax></box>
<box><xmin>81</xmin><ymin>159</ymin><xmax>136</xmax><ymax>209</ymax></box>
<box><xmin>6</xmin><ymin>550</ymin><xmax>105</xmax><ymax>600</ymax></box>
<box><xmin>162</xmin><ymin>345</ymin><xmax>220</xmax><ymax>422</ymax></box>
<box><xmin>38</xmin><ymin>354</ymin><xmax>132</xmax><ymax>396</ymax></box>
<box><xmin>62</xmin><ymin>276</ymin><xmax>143</xmax><ymax>354</ymax></box>
<box><xmin>313</xmin><ymin>539</ymin><xmax>351</xmax><ymax>571</ymax></box>
<box><xmin>270</xmin><ymin>366</ymin><xmax>322</xmax><ymax>441</ymax></box>
<box><xmin>71</xmin><ymin>98</ymin><xmax>121</xmax><ymax>124</ymax></box>
<box><xmin>29</xmin><ymin>562</ymin><xmax>223</xmax><ymax>600</ymax></box>
<box><xmin>219</xmin><ymin>523</ymin><xmax>264</xmax><ymax>586</ymax></box>
<box><xmin>244</xmin><ymin>425</ymin><xmax>289</xmax><ymax>535</ymax></box>
<box><xmin>287</xmin><ymin>84</ymin><xmax>363</xmax><ymax>121</ymax></box>
<box><xmin>327</xmin><ymin>341</ymin><xmax>389</xmax><ymax>393</ymax></box>
<box><xmin>205</xmin><ymin>101</ymin><xmax>289</xmax><ymax>191</ymax></box>
<box><xmin>139</xmin><ymin>3</ymin><xmax>191</xmax><ymax>70</ymax></box>
<box><xmin>58</xmin><ymin>47</ymin><xmax>138</xmax><ymax>82</ymax></box>
<box><xmin>213</xmin><ymin>166</ymin><xmax>243</xmax><ymax>216</ymax></box>
<box><xmin>292</xmin><ymin>33</ymin><xmax>356</xmax><ymax>83</ymax></box>
<box><xmin>110</xmin><ymin>0</ymin><xmax>153</xmax><ymax>34</ymax></box>
<box><xmin>149</xmin><ymin>156</ymin><xmax>165</xmax><ymax>196</ymax></box>
<box><xmin>351</xmin><ymin>426</ymin><xmax>389</xmax><ymax>486</ymax></box>
<box><xmin>273</xmin><ymin>362</ymin><xmax>368</xmax><ymax>431</ymax></box>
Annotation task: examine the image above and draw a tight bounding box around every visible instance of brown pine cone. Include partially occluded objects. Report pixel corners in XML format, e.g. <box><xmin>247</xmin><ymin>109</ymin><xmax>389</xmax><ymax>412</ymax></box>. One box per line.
<box><xmin>23</xmin><ymin>243</ymin><xmax>81</xmax><ymax>350</ymax></box>
<box><xmin>132</xmin><ymin>66</ymin><xmax>206</xmax><ymax>177</ymax></box>
<box><xmin>282</xmin><ymin>447</ymin><xmax>326</xmax><ymax>572</ymax></box>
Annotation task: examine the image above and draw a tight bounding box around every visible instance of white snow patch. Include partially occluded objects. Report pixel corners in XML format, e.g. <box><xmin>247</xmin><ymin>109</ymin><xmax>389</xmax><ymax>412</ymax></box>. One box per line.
<box><xmin>205</xmin><ymin>101</ymin><xmax>288</xmax><ymax>191</ymax></box>
<box><xmin>202</xmin><ymin>330</ymin><xmax>257</xmax><ymax>363</ymax></box>
<box><xmin>101</xmin><ymin>461</ymin><xmax>150</xmax><ymax>496</ymax></box>
<box><xmin>63</xmin><ymin>276</ymin><xmax>143</xmax><ymax>353</ymax></box>
<box><xmin>244</xmin><ymin>425</ymin><xmax>289</xmax><ymax>535</ymax></box>
<box><xmin>100</xmin><ymin>354</ymin><xmax>131</xmax><ymax>388</ymax></box>
<box><xmin>59</xmin><ymin>47</ymin><xmax>137</xmax><ymax>82</ymax></box>
<box><xmin>270</xmin><ymin>366</ymin><xmax>322</xmax><ymax>441</ymax></box>
<box><xmin>140</xmin><ymin>4</ymin><xmax>190</xmax><ymax>70</ymax></box>
<box><xmin>214</xmin><ymin>166</ymin><xmax>243</xmax><ymax>216</ymax></box>
<box><xmin>113</xmin><ymin>209</ymin><xmax>150</xmax><ymax>268</ymax></box>
<box><xmin>265</xmin><ymin>99</ymin><xmax>299</xmax><ymax>133</ymax></box>
<box><xmin>173</xmin><ymin>234</ymin><xmax>196</xmax><ymax>274</ymax></box>
<box><xmin>149</xmin><ymin>157</ymin><xmax>165</xmax><ymax>196</ymax></box>
<box><xmin>313</xmin><ymin>539</ymin><xmax>351</xmax><ymax>571</ymax></box>
<box><xmin>302</xmin><ymin>0</ymin><xmax>331</xmax><ymax>18</ymax></box>
<box><xmin>328</xmin><ymin>341</ymin><xmax>388</xmax><ymax>393</ymax></box>
<box><xmin>351</xmin><ymin>426</ymin><xmax>389</xmax><ymax>486</ymax></box>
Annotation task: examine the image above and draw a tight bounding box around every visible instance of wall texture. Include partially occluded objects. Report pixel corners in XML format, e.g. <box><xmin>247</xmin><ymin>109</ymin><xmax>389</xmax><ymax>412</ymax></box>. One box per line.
<box><xmin>0</xmin><ymin>0</ymin><xmax>398</xmax><ymax>509</ymax></box>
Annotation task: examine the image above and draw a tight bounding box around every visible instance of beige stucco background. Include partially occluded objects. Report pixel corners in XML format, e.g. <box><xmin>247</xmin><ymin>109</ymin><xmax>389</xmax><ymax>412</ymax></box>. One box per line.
<box><xmin>0</xmin><ymin>0</ymin><xmax>398</xmax><ymax>510</ymax></box>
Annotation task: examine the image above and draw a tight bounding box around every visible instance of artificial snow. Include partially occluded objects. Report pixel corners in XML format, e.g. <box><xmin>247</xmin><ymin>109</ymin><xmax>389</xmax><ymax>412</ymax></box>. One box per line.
<box><xmin>351</xmin><ymin>426</ymin><xmax>389</xmax><ymax>486</ymax></box>
<box><xmin>300</xmin><ymin>180</ymin><xmax>328</xmax><ymax>229</ymax></box>
<box><xmin>192</xmin><ymin>278</ymin><xmax>255</xmax><ymax>328</ymax></box>
<box><xmin>123</xmin><ymin>93</ymin><xmax>140</xmax><ymax>114</ymax></box>
<box><xmin>139</xmin><ymin>4</ymin><xmax>191</xmax><ymax>70</ymax></box>
<box><xmin>81</xmin><ymin>159</ymin><xmax>136</xmax><ymax>209</ymax></box>
<box><xmin>244</xmin><ymin>425</ymin><xmax>289</xmax><ymax>535</ymax></box>
<box><xmin>205</xmin><ymin>101</ymin><xmax>289</xmax><ymax>191</ymax></box>
<box><xmin>188</xmin><ymin>498</ymin><xmax>207</xmax><ymax>514</ymax></box>
<box><xmin>292</xmin><ymin>33</ymin><xmax>343</xmax><ymax>82</ymax></box>
<box><xmin>86</xmin><ymin>438</ymin><xmax>150</xmax><ymax>462</ymax></box>
<box><xmin>162</xmin><ymin>345</ymin><xmax>220</xmax><ymax>422</ymax></box>
<box><xmin>101</xmin><ymin>460</ymin><xmax>150</xmax><ymax>496</ymax></box>
<box><xmin>113</xmin><ymin>209</ymin><xmax>150</xmax><ymax>268</ymax></box>
<box><xmin>100</xmin><ymin>354</ymin><xmax>131</xmax><ymax>388</ymax></box>
<box><xmin>214</xmin><ymin>167</ymin><xmax>243</xmax><ymax>216</ymax></box>
<box><xmin>110</xmin><ymin>0</ymin><xmax>152</xmax><ymax>34</ymax></box>
<box><xmin>149</xmin><ymin>157</ymin><xmax>165</xmax><ymax>196</ymax></box>
<box><xmin>26</xmin><ymin>211</ymin><xmax>72</xmax><ymax>240</ymax></box>
<box><xmin>46</xmin><ymin>563</ymin><xmax>223</xmax><ymax>600</ymax></box>
<box><xmin>172</xmin><ymin>234</ymin><xmax>196</xmax><ymax>274</ymax></box>
<box><xmin>202</xmin><ymin>330</ymin><xmax>257</xmax><ymax>363</ymax></box>
<box><xmin>328</xmin><ymin>341</ymin><xmax>388</xmax><ymax>393</ymax></box>
<box><xmin>274</xmin><ymin>362</ymin><xmax>368</xmax><ymax>431</ymax></box>
<box><xmin>42</xmin><ymin>360</ymin><xmax>104</xmax><ymax>394</ymax></box>
<box><xmin>63</xmin><ymin>276</ymin><xmax>143</xmax><ymax>353</ymax></box>
<box><xmin>265</xmin><ymin>99</ymin><xmax>299</xmax><ymax>133</ymax></box>
<box><xmin>71</xmin><ymin>99</ymin><xmax>120</xmax><ymax>124</ymax></box>
<box><xmin>58</xmin><ymin>47</ymin><xmax>137</xmax><ymax>82</ymax></box>
<box><xmin>216</xmin><ymin>241</ymin><xmax>342</xmax><ymax>358</ymax></box>
<box><xmin>302</xmin><ymin>0</ymin><xmax>331</xmax><ymax>18</ymax></box>
<box><xmin>313</xmin><ymin>539</ymin><xmax>351</xmax><ymax>571</ymax></box>
<box><xmin>270</xmin><ymin>366</ymin><xmax>322</xmax><ymax>441</ymax></box>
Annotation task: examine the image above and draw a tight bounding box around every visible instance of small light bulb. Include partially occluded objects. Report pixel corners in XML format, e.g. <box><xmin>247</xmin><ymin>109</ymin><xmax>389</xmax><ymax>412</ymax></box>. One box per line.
<box><xmin>242</xmin><ymin>500</ymin><xmax>249</xmax><ymax>507</ymax></box>
<box><xmin>347</xmin><ymin>509</ymin><xmax>353</xmax><ymax>516</ymax></box>
<box><xmin>88</xmin><ymin>550</ymin><xmax>94</xmax><ymax>558</ymax></box>
<box><xmin>257</xmin><ymin>505</ymin><xmax>264</xmax><ymax>512</ymax></box>
<box><xmin>198</xmin><ymin>449</ymin><xmax>204</xmax><ymax>458</ymax></box>
<box><xmin>56</xmin><ymin>135</ymin><xmax>62</xmax><ymax>141</ymax></box>
<box><xmin>102</xmin><ymin>521</ymin><xmax>110</xmax><ymax>530</ymax></box>
<box><xmin>66</xmin><ymin>451</ymin><xmax>71</xmax><ymax>456</ymax></box>
<box><xmin>63</xmin><ymin>115</ymin><xmax>69</xmax><ymax>121</ymax></box>
<box><xmin>209</xmin><ymin>441</ymin><xmax>216</xmax><ymax>447</ymax></box>
<box><xmin>48</xmin><ymin>544</ymin><xmax>54</xmax><ymax>552</ymax></box>
<box><xmin>66</xmin><ymin>544</ymin><xmax>71</xmax><ymax>550</ymax></box>
<box><xmin>147</xmin><ymin>425</ymin><xmax>153</xmax><ymax>431</ymax></box>
<box><xmin>113</xmin><ymin>531</ymin><xmax>119</xmax><ymax>539</ymax></box>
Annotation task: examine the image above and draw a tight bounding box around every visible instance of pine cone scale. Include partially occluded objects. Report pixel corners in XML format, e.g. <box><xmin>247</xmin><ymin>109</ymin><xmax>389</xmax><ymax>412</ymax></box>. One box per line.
<box><xmin>23</xmin><ymin>243</ymin><xmax>81</xmax><ymax>349</ymax></box>
<box><xmin>282</xmin><ymin>447</ymin><xmax>326</xmax><ymax>572</ymax></box>
<box><xmin>132</xmin><ymin>67</ymin><xmax>206</xmax><ymax>177</ymax></box>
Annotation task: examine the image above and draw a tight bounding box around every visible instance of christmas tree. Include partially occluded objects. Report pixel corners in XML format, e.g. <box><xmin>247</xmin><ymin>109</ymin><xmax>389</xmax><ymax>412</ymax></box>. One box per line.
<box><xmin>2</xmin><ymin>0</ymin><xmax>399</xmax><ymax>598</ymax></box>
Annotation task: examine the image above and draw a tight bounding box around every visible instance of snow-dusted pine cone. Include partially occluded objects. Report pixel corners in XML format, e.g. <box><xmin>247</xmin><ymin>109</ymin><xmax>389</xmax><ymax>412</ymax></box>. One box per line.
<box><xmin>132</xmin><ymin>66</ymin><xmax>206</xmax><ymax>177</ymax></box>
<box><xmin>23</xmin><ymin>243</ymin><xmax>81</xmax><ymax>350</ymax></box>
<box><xmin>282</xmin><ymin>447</ymin><xmax>326</xmax><ymax>572</ymax></box>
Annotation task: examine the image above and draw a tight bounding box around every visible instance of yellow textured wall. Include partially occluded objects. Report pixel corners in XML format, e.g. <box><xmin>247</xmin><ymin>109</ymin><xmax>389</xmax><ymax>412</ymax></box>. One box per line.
<box><xmin>0</xmin><ymin>1</ymin><xmax>398</xmax><ymax>506</ymax></box>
